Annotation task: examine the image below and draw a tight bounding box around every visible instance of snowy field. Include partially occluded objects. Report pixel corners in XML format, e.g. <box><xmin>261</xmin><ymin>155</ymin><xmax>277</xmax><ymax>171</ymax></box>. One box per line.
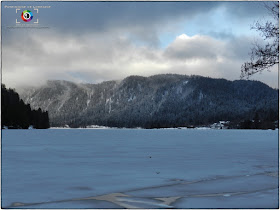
<box><xmin>1</xmin><ymin>129</ymin><xmax>279</xmax><ymax>208</ymax></box>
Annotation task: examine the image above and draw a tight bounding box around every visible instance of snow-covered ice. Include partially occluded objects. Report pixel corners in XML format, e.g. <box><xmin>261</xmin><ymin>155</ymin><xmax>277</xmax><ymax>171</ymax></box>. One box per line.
<box><xmin>1</xmin><ymin>129</ymin><xmax>278</xmax><ymax>208</ymax></box>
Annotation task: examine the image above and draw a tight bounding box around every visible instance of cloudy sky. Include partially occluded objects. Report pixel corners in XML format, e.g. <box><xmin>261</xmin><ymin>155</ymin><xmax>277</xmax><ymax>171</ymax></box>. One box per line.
<box><xmin>1</xmin><ymin>1</ymin><xmax>278</xmax><ymax>89</ymax></box>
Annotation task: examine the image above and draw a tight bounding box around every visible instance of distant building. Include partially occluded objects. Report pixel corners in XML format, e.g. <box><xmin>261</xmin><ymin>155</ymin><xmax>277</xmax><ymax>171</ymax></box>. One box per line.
<box><xmin>210</xmin><ymin>121</ymin><xmax>230</xmax><ymax>129</ymax></box>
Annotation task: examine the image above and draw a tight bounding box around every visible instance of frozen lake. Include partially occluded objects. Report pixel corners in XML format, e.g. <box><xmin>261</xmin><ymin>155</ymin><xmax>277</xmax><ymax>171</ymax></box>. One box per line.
<box><xmin>1</xmin><ymin>129</ymin><xmax>279</xmax><ymax>208</ymax></box>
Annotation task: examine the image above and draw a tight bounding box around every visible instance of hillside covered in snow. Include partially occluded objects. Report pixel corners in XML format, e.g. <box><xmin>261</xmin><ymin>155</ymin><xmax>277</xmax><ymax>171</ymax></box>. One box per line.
<box><xmin>19</xmin><ymin>74</ymin><xmax>278</xmax><ymax>128</ymax></box>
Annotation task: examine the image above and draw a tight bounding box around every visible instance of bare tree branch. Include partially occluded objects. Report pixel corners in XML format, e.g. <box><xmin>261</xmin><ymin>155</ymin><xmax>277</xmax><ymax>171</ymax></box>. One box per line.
<box><xmin>241</xmin><ymin>2</ymin><xmax>279</xmax><ymax>79</ymax></box>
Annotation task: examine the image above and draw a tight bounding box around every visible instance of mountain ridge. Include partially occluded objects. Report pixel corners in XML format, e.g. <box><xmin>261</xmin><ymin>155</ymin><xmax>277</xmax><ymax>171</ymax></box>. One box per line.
<box><xmin>19</xmin><ymin>74</ymin><xmax>278</xmax><ymax>128</ymax></box>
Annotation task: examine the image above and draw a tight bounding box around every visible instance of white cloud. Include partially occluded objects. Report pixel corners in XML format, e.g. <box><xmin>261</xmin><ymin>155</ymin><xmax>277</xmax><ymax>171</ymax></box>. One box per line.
<box><xmin>163</xmin><ymin>34</ymin><xmax>226</xmax><ymax>60</ymax></box>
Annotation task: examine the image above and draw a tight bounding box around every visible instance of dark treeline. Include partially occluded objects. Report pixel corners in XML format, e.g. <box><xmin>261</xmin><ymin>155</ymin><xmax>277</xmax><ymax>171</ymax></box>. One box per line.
<box><xmin>228</xmin><ymin>109</ymin><xmax>279</xmax><ymax>130</ymax></box>
<box><xmin>1</xmin><ymin>84</ymin><xmax>50</xmax><ymax>129</ymax></box>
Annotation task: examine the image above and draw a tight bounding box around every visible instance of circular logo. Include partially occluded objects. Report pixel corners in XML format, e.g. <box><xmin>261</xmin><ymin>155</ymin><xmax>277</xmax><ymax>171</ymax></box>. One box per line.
<box><xmin>21</xmin><ymin>10</ymin><xmax>33</xmax><ymax>22</ymax></box>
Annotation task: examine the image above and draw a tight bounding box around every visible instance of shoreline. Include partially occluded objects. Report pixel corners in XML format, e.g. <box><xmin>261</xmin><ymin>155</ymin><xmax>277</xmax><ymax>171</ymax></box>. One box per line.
<box><xmin>49</xmin><ymin>127</ymin><xmax>278</xmax><ymax>131</ymax></box>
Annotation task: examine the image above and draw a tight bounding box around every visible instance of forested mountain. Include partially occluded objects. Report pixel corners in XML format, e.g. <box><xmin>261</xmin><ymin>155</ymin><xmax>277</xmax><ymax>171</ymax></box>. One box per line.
<box><xmin>2</xmin><ymin>84</ymin><xmax>50</xmax><ymax>129</ymax></box>
<box><xmin>19</xmin><ymin>74</ymin><xmax>278</xmax><ymax>128</ymax></box>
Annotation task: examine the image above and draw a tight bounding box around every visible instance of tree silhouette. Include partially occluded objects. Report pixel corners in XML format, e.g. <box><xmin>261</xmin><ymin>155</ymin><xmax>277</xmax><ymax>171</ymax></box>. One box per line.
<box><xmin>1</xmin><ymin>84</ymin><xmax>50</xmax><ymax>129</ymax></box>
<box><xmin>241</xmin><ymin>2</ymin><xmax>279</xmax><ymax>78</ymax></box>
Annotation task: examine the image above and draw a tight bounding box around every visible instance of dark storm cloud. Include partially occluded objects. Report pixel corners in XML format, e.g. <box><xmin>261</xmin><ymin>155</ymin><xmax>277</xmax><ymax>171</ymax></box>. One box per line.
<box><xmin>37</xmin><ymin>2</ymin><xmax>220</xmax><ymax>32</ymax></box>
<box><xmin>1</xmin><ymin>1</ymin><xmax>272</xmax><ymax>45</ymax></box>
<box><xmin>1</xmin><ymin>1</ymin><xmax>222</xmax><ymax>46</ymax></box>
<box><xmin>0</xmin><ymin>2</ymin><xmax>247</xmax><ymax>40</ymax></box>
